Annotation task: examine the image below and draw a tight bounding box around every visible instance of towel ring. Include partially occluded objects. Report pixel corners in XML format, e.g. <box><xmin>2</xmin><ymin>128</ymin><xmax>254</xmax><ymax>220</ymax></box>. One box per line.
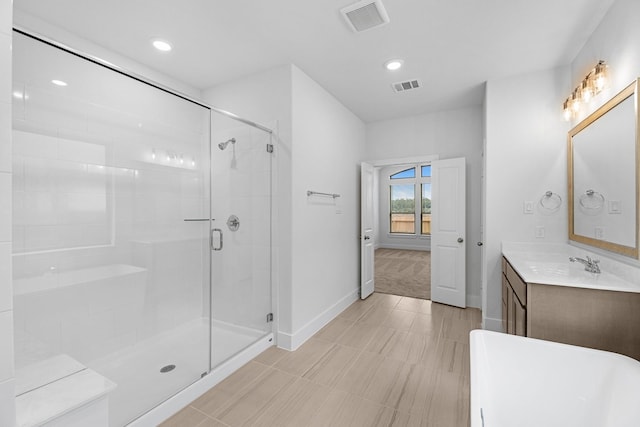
<box><xmin>579</xmin><ymin>189</ymin><xmax>605</xmax><ymax>210</ymax></box>
<box><xmin>539</xmin><ymin>191</ymin><xmax>562</xmax><ymax>212</ymax></box>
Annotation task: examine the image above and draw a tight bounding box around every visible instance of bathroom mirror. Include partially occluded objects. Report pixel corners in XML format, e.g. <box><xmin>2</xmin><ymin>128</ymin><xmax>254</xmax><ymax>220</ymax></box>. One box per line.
<box><xmin>568</xmin><ymin>79</ymin><xmax>640</xmax><ymax>258</ymax></box>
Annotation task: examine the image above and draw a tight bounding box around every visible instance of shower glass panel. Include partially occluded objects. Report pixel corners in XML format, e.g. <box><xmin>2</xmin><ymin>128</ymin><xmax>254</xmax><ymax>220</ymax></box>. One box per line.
<box><xmin>210</xmin><ymin>113</ymin><xmax>273</xmax><ymax>367</ymax></box>
<box><xmin>12</xmin><ymin>32</ymin><xmax>211</xmax><ymax>426</ymax></box>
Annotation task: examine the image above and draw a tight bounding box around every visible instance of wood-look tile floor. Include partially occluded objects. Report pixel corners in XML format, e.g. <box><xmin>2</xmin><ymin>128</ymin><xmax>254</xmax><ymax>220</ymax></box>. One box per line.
<box><xmin>161</xmin><ymin>293</ymin><xmax>482</xmax><ymax>427</ymax></box>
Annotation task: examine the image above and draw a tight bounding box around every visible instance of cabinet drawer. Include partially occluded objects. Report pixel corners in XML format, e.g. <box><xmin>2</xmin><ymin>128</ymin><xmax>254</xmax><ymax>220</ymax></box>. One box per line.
<box><xmin>505</xmin><ymin>262</ymin><xmax>527</xmax><ymax>306</ymax></box>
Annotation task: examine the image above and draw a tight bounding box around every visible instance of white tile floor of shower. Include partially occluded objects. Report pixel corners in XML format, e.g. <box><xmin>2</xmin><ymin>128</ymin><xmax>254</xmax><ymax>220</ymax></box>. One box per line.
<box><xmin>87</xmin><ymin>318</ymin><xmax>265</xmax><ymax>427</ymax></box>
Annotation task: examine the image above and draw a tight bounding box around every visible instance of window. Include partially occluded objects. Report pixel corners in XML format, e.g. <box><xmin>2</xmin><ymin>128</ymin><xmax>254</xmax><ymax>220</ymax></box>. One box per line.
<box><xmin>388</xmin><ymin>164</ymin><xmax>431</xmax><ymax>236</ymax></box>
<box><xmin>390</xmin><ymin>184</ymin><xmax>415</xmax><ymax>233</ymax></box>
<box><xmin>391</xmin><ymin>167</ymin><xmax>416</xmax><ymax>179</ymax></box>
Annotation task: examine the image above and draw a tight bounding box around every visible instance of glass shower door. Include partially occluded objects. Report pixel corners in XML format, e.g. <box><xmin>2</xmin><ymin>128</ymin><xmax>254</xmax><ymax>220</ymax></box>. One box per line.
<box><xmin>210</xmin><ymin>112</ymin><xmax>273</xmax><ymax>368</ymax></box>
<box><xmin>12</xmin><ymin>32</ymin><xmax>212</xmax><ymax>426</ymax></box>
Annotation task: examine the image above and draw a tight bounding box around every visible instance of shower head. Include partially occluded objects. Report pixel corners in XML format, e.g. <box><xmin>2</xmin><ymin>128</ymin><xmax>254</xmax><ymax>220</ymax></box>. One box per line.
<box><xmin>218</xmin><ymin>138</ymin><xmax>236</xmax><ymax>150</ymax></box>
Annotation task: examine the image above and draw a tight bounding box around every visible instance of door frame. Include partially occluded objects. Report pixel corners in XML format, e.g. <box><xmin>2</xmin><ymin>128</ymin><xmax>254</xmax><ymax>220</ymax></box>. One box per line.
<box><xmin>360</xmin><ymin>155</ymin><xmax>441</xmax><ymax>300</ymax></box>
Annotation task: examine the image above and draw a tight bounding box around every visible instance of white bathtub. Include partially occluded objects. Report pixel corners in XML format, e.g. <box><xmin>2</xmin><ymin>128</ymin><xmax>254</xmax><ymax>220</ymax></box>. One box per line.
<box><xmin>470</xmin><ymin>330</ymin><xmax>640</xmax><ymax>427</ymax></box>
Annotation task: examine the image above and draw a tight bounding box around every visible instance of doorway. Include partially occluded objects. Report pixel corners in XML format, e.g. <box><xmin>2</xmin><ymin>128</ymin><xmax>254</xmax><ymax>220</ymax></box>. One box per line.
<box><xmin>361</xmin><ymin>157</ymin><xmax>466</xmax><ymax>307</ymax></box>
<box><xmin>372</xmin><ymin>161</ymin><xmax>433</xmax><ymax>300</ymax></box>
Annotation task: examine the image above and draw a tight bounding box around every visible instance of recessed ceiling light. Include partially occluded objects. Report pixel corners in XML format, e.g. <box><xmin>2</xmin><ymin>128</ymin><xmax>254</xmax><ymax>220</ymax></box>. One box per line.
<box><xmin>384</xmin><ymin>59</ymin><xmax>404</xmax><ymax>71</ymax></box>
<box><xmin>152</xmin><ymin>39</ymin><xmax>172</xmax><ymax>52</ymax></box>
<box><xmin>51</xmin><ymin>79</ymin><xmax>68</xmax><ymax>87</ymax></box>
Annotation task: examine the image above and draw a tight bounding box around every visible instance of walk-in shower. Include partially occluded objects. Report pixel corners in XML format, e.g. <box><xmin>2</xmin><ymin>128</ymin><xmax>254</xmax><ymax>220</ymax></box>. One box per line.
<box><xmin>11</xmin><ymin>29</ymin><xmax>273</xmax><ymax>426</ymax></box>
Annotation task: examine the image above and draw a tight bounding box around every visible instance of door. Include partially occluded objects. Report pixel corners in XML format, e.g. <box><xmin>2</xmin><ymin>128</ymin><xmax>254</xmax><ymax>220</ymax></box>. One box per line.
<box><xmin>431</xmin><ymin>157</ymin><xmax>466</xmax><ymax>307</ymax></box>
<box><xmin>210</xmin><ymin>114</ymin><xmax>273</xmax><ymax>367</ymax></box>
<box><xmin>360</xmin><ymin>162</ymin><xmax>375</xmax><ymax>299</ymax></box>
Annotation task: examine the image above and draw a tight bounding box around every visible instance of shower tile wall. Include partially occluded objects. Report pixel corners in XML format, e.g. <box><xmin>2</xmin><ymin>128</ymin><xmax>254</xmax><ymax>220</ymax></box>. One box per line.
<box><xmin>0</xmin><ymin>0</ymin><xmax>14</xmax><ymax>424</ymax></box>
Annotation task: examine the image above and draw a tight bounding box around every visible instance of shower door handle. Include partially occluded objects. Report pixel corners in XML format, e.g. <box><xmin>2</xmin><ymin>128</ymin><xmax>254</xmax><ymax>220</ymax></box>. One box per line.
<box><xmin>211</xmin><ymin>228</ymin><xmax>223</xmax><ymax>251</ymax></box>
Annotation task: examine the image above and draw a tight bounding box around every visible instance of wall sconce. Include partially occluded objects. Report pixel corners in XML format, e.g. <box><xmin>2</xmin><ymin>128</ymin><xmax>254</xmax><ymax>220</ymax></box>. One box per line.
<box><xmin>562</xmin><ymin>60</ymin><xmax>608</xmax><ymax>121</ymax></box>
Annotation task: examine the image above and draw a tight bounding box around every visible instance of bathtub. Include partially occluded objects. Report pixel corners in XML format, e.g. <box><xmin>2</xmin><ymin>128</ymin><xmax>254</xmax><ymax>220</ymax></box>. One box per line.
<box><xmin>470</xmin><ymin>330</ymin><xmax>640</xmax><ymax>427</ymax></box>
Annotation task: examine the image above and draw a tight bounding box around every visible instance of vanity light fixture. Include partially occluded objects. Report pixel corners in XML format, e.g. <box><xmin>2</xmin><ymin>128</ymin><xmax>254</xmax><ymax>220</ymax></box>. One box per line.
<box><xmin>562</xmin><ymin>60</ymin><xmax>608</xmax><ymax>121</ymax></box>
<box><xmin>384</xmin><ymin>59</ymin><xmax>404</xmax><ymax>71</ymax></box>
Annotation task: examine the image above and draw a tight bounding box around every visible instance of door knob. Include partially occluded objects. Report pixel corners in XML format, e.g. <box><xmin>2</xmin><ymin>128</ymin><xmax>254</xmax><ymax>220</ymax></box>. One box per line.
<box><xmin>457</xmin><ymin>237</ymin><xmax>464</xmax><ymax>243</ymax></box>
<box><xmin>477</xmin><ymin>242</ymin><xmax>483</xmax><ymax>246</ymax></box>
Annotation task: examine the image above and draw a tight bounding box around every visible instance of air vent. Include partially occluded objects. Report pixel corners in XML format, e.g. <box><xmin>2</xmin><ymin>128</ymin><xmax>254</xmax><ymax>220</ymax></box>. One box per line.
<box><xmin>392</xmin><ymin>79</ymin><xmax>421</xmax><ymax>93</ymax></box>
<box><xmin>341</xmin><ymin>0</ymin><xmax>390</xmax><ymax>33</ymax></box>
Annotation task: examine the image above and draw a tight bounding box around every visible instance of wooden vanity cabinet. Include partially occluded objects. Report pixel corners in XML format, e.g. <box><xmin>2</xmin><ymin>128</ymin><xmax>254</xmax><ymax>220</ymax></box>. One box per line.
<box><xmin>502</xmin><ymin>255</ymin><xmax>640</xmax><ymax>360</ymax></box>
<box><xmin>501</xmin><ymin>257</ymin><xmax>526</xmax><ymax>336</ymax></box>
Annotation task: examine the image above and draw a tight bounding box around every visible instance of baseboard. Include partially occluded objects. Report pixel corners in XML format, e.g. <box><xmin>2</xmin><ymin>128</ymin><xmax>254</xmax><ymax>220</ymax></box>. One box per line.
<box><xmin>378</xmin><ymin>244</ymin><xmax>430</xmax><ymax>251</ymax></box>
<box><xmin>483</xmin><ymin>316</ymin><xmax>503</xmax><ymax>332</ymax></box>
<box><xmin>466</xmin><ymin>294</ymin><xmax>481</xmax><ymax>309</ymax></box>
<box><xmin>277</xmin><ymin>288</ymin><xmax>359</xmax><ymax>351</ymax></box>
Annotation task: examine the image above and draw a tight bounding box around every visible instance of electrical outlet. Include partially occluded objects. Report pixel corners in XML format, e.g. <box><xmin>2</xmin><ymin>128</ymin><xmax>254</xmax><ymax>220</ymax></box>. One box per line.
<box><xmin>535</xmin><ymin>226</ymin><xmax>545</xmax><ymax>238</ymax></box>
<box><xmin>523</xmin><ymin>201</ymin><xmax>534</xmax><ymax>214</ymax></box>
<box><xmin>595</xmin><ymin>226</ymin><xmax>605</xmax><ymax>239</ymax></box>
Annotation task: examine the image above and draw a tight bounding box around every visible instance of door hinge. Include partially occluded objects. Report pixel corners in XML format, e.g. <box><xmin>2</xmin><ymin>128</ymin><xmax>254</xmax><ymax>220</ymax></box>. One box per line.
<box><xmin>266</xmin><ymin>144</ymin><xmax>274</xmax><ymax>153</ymax></box>
<box><xmin>266</xmin><ymin>312</ymin><xmax>274</xmax><ymax>323</ymax></box>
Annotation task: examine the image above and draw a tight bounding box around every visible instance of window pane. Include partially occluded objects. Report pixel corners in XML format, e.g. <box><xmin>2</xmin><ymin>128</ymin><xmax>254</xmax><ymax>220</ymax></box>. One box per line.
<box><xmin>421</xmin><ymin>183</ymin><xmax>432</xmax><ymax>235</ymax></box>
<box><xmin>390</xmin><ymin>184</ymin><xmax>415</xmax><ymax>233</ymax></box>
<box><xmin>421</xmin><ymin>165</ymin><xmax>432</xmax><ymax>177</ymax></box>
<box><xmin>390</xmin><ymin>167</ymin><xmax>416</xmax><ymax>179</ymax></box>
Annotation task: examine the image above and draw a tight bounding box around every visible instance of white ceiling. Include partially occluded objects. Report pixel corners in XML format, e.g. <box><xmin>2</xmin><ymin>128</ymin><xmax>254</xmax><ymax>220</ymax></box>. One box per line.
<box><xmin>14</xmin><ymin>0</ymin><xmax>615</xmax><ymax>123</ymax></box>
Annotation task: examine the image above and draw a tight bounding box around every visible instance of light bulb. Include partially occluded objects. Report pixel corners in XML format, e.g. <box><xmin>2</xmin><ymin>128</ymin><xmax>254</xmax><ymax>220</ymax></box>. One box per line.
<box><xmin>563</xmin><ymin>100</ymin><xmax>572</xmax><ymax>121</ymax></box>
<box><xmin>571</xmin><ymin>90</ymin><xmax>581</xmax><ymax>113</ymax></box>
<box><xmin>594</xmin><ymin>61</ymin><xmax>607</xmax><ymax>92</ymax></box>
<box><xmin>581</xmin><ymin>79</ymin><xmax>593</xmax><ymax>103</ymax></box>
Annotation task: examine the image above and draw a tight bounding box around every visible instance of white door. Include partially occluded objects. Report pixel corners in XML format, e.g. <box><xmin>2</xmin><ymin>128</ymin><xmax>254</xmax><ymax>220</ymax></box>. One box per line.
<box><xmin>431</xmin><ymin>157</ymin><xmax>466</xmax><ymax>307</ymax></box>
<box><xmin>360</xmin><ymin>162</ymin><xmax>375</xmax><ymax>299</ymax></box>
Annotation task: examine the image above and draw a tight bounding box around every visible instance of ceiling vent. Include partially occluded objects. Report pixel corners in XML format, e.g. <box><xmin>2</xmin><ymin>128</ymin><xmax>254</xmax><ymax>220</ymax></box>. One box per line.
<box><xmin>392</xmin><ymin>79</ymin><xmax>421</xmax><ymax>93</ymax></box>
<box><xmin>341</xmin><ymin>0</ymin><xmax>390</xmax><ymax>33</ymax></box>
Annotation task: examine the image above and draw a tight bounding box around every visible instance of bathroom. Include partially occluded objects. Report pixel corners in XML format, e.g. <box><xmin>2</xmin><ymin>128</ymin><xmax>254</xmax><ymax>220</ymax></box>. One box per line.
<box><xmin>2</xmin><ymin>0</ymin><xmax>640</xmax><ymax>425</ymax></box>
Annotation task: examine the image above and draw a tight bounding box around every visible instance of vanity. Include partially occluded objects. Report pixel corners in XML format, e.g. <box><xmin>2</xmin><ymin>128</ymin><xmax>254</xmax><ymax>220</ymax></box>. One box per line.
<box><xmin>501</xmin><ymin>243</ymin><xmax>640</xmax><ymax>360</ymax></box>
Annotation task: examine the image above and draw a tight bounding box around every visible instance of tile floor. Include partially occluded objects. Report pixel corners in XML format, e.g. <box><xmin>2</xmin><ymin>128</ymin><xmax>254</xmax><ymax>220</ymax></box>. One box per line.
<box><xmin>161</xmin><ymin>293</ymin><xmax>482</xmax><ymax>427</ymax></box>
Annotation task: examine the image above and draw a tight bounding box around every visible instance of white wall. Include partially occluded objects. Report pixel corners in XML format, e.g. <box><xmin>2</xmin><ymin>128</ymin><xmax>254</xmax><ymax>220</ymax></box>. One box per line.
<box><xmin>204</xmin><ymin>65</ymin><xmax>365</xmax><ymax>350</ymax></box>
<box><xmin>484</xmin><ymin>67</ymin><xmax>570</xmax><ymax>330</ymax></box>
<box><xmin>365</xmin><ymin>106</ymin><xmax>483</xmax><ymax>308</ymax></box>
<box><xmin>0</xmin><ymin>0</ymin><xmax>14</xmax><ymax>423</ymax></box>
<box><xmin>483</xmin><ymin>0</ymin><xmax>640</xmax><ymax>331</ymax></box>
<box><xmin>290</xmin><ymin>66</ymin><xmax>365</xmax><ymax>348</ymax></box>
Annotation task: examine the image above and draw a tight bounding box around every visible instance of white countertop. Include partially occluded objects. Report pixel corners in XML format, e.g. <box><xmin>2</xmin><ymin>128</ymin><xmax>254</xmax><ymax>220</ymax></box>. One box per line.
<box><xmin>502</xmin><ymin>242</ymin><xmax>640</xmax><ymax>293</ymax></box>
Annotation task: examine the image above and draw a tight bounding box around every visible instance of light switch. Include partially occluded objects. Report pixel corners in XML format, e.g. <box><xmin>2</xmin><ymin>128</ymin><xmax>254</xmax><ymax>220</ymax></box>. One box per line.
<box><xmin>535</xmin><ymin>226</ymin><xmax>545</xmax><ymax>238</ymax></box>
<box><xmin>595</xmin><ymin>226</ymin><xmax>605</xmax><ymax>239</ymax></box>
<box><xmin>523</xmin><ymin>201</ymin><xmax>534</xmax><ymax>214</ymax></box>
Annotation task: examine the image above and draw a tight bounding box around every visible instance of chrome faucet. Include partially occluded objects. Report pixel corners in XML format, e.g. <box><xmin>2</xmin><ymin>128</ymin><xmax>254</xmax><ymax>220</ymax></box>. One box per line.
<box><xmin>569</xmin><ymin>255</ymin><xmax>601</xmax><ymax>274</ymax></box>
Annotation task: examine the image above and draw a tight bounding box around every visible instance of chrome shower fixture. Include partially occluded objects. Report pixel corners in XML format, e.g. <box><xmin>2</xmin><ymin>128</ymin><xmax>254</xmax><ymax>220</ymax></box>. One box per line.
<box><xmin>218</xmin><ymin>138</ymin><xmax>236</xmax><ymax>150</ymax></box>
